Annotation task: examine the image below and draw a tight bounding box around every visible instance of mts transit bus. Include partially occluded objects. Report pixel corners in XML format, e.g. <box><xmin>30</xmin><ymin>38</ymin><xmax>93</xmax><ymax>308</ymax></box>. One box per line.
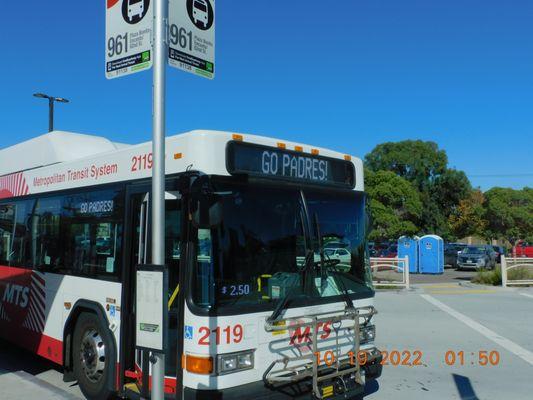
<box><xmin>0</xmin><ymin>130</ymin><xmax>382</xmax><ymax>400</ymax></box>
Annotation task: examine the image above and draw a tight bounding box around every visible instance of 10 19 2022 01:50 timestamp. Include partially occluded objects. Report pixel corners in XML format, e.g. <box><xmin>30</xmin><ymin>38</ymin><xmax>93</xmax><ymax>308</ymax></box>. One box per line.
<box><xmin>361</xmin><ymin>350</ymin><xmax>501</xmax><ymax>367</ymax></box>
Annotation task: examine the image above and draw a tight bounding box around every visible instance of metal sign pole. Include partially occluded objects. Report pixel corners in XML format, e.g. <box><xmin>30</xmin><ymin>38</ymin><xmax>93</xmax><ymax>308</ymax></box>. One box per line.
<box><xmin>48</xmin><ymin>98</ymin><xmax>54</xmax><ymax>132</ymax></box>
<box><xmin>151</xmin><ymin>0</ymin><xmax>167</xmax><ymax>398</ymax></box>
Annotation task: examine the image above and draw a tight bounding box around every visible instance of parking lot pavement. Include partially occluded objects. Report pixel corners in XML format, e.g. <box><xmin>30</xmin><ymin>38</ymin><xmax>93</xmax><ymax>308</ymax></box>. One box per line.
<box><xmin>370</xmin><ymin>283</ymin><xmax>533</xmax><ymax>400</ymax></box>
<box><xmin>1</xmin><ymin>282</ymin><xmax>532</xmax><ymax>400</ymax></box>
<box><xmin>0</xmin><ymin>339</ymin><xmax>83</xmax><ymax>400</ymax></box>
<box><xmin>409</xmin><ymin>268</ymin><xmax>478</xmax><ymax>284</ymax></box>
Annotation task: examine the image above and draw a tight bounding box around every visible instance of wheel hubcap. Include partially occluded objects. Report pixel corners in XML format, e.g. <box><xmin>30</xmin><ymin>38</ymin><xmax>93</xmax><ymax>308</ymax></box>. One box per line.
<box><xmin>80</xmin><ymin>329</ymin><xmax>106</xmax><ymax>383</ymax></box>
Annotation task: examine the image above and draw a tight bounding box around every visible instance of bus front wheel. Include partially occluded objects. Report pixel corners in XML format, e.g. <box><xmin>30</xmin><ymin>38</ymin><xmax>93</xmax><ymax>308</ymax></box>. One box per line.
<box><xmin>73</xmin><ymin>312</ymin><xmax>113</xmax><ymax>400</ymax></box>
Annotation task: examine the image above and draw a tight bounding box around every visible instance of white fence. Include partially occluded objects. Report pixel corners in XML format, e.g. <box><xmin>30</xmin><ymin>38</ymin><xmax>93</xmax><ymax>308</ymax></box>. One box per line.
<box><xmin>501</xmin><ymin>256</ymin><xmax>533</xmax><ymax>287</ymax></box>
<box><xmin>370</xmin><ymin>256</ymin><xmax>410</xmax><ymax>289</ymax></box>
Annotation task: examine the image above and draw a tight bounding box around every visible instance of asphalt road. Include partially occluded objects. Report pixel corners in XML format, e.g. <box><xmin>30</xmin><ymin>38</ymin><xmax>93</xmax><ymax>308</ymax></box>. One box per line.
<box><xmin>370</xmin><ymin>283</ymin><xmax>533</xmax><ymax>399</ymax></box>
<box><xmin>0</xmin><ymin>338</ymin><xmax>84</xmax><ymax>399</ymax></box>
<box><xmin>409</xmin><ymin>267</ymin><xmax>478</xmax><ymax>284</ymax></box>
<box><xmin>1</xmin><ymin>279</ymin><xmax>532</xmax><ymax>400</ymax></box>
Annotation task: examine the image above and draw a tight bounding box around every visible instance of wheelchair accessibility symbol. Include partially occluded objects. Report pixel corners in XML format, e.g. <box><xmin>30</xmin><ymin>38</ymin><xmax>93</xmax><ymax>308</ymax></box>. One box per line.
<box><xmin>185</xmin><ymin>325</ymin><xmax>194</xmax><ymax>340</ymax></box>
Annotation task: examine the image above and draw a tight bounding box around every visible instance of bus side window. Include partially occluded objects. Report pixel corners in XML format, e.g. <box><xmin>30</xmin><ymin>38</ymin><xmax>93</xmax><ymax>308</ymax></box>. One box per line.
<box><xmin>165</xmin><ymin>199</ymin><xmax>182</xmax><ymax>308</ymax></box>
<box><xmin>61</xmin><ymin>189</ymin><xmax>124</xmax><ymax>278</ymax></box>
<box><xmin>194</xmin><ymin>228</ymin><xmax>214</xmax><ymax>307</ymax></box>
<box><xmin>0</xmin><ymin>204</ymin><xmax>15</xmax><ymax>265</ymax></box>
<box><xmin>10</xmin><ymin>200</ymin><xmax>35</xmax><ymax>268</ymax></box>
<box><xmin>32</xmin><ymin>198</ymin><xmax>62</xmax><ymax>271</ymax></box>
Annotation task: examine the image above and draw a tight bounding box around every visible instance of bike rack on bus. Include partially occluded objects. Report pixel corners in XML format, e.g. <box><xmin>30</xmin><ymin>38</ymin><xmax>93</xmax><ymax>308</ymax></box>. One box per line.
<box><xmin>263</xmin><ymin>306</ymin><xmax>376</xmax><ymax>399</ymax></box>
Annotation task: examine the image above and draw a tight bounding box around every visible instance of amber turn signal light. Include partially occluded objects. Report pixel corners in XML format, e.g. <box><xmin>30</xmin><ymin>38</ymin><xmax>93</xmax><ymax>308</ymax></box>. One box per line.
<box><xmin>185</xmin><ymin>354</ymin><xmax>214</xmax><ymax>375</ymax></box>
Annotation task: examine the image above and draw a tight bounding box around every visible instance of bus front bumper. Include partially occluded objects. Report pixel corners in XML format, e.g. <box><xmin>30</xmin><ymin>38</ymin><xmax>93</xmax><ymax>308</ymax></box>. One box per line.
<box><xmin>183</xmin><ymin>348</ymin><xmax>383</xmax><ymax>400</ymax></box>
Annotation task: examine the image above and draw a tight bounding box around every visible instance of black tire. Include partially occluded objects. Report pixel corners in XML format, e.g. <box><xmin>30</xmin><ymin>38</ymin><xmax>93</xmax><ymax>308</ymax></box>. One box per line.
<box><xmin>73</xmin><ymin>312</ymin><xmax>114</xmax><ymax>400</ymax></box>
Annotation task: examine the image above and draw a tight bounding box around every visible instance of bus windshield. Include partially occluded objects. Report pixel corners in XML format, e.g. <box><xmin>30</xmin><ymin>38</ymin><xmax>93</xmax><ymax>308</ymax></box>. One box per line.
<box><xmin>191</xmin><ymin>180</ymin><xmax>374</xmax><ymax>314</ymax></box>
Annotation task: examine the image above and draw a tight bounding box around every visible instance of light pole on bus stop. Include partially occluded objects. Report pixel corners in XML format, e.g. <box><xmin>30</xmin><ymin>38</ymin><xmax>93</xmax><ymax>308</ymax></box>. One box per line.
<box><xmin>33</xmin><ymin>93</ymin><xmax>69</xmax><ymax>132</ymax></box>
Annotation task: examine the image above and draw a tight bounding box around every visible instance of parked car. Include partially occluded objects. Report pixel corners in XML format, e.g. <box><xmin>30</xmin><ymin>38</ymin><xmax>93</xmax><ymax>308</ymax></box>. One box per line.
<box><xmin>371</xmin><ymin>242</ymin><xmax>390</xmax><ymax>258</ymax></box>
<box><xmin>325</xmin><ymin>241</ymin><xmax>349</xmax><ymax>250</ymax></box>
<box><xmin>444</xmin><ymin>243</ymin><xmax>468</xmax><ymax>268</ymax></box>
<box><xmin>457</xmin><ymin>245</ymin><xmax>496</xmax><ymax>270</ymax></box>
<box><xmin>323</xmin><ymin>248</ymin><xmax>352</xmax><ymax>271</ymax></box>
<box><xmin>382</xmin><ymin>244</ymin><xmax>398</xmax><ymax>258</ymax></box>
<box><xmin>513</xmin><ymin>241</ymin><xmax>533</xmax><ymax>258</ymax></box>
<box><xmin>492</xmin><ymin>245</ymin><xmax>506</xmax><ymax>263</ymax></box>
<box><xmin>373</xmin><ymin>242</ymin><xmax>397</xmax><ymax>258</ymax></box>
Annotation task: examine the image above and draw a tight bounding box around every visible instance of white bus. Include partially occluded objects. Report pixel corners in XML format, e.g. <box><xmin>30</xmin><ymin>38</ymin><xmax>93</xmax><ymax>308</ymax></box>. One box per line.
<box><xmin>0</xmin><ymin>130</ymin><xmax>382</xmax><ymax>400</ymax></box>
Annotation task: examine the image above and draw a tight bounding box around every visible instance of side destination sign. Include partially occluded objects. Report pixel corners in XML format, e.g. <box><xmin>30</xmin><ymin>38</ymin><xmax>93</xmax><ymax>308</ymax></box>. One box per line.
<box><xmin>226</xmin><ymin>142</ymin><xmax>355</xmax><ymax>188</ymax></box>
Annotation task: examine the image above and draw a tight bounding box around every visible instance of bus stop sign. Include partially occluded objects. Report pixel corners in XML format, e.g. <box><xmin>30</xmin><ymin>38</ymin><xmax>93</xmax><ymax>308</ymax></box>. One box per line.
<box><xmin>105</xmin><ymin>0</ymin><xmax>153</xmax><ymax>79</ymax></box>
<box><xmin>169</xmin><ymin>0</ymin><xmax>215</xmax><ymax>79</ymax></box>
<box><xmin>136</xmin><ymin>265</ymin><xmax>168</xmax><ymax>353</ymax></box>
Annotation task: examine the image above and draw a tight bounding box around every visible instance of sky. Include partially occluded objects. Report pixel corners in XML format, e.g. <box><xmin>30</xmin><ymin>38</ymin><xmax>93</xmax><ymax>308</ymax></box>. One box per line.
<box><xmin>0</xmin><ymin>0</ymin><xmax>532</xmax><ymax>190</ymax></box>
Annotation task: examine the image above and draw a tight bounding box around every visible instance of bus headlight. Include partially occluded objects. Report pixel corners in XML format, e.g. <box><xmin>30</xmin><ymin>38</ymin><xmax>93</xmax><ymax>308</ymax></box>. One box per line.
<box><xmin>360</xmin><ymin>325</ymin><xmax>375</xmax><ymax>344</ymax></box>
<box><xmin>217</xmin><ymin>350</ymin><xmax>255</xmax><ymax>375</ymax></box>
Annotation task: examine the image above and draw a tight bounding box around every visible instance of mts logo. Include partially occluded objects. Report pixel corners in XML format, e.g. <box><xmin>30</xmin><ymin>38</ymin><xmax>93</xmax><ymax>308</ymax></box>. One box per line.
<box><xmin>290</xmin><ymin>322</ymin><xmax>332</xmax><ymax>345</ymax></box>
<box><xmin>2</xmin><ymin>284</ymin><xmax>30</xmax><ymax>308</ymax></box>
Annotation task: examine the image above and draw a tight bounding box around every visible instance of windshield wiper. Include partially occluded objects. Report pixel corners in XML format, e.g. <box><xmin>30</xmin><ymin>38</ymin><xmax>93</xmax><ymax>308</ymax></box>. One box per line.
<box><xmin>268</xmin><ymin>192</ymin><xmax>314</xmax><ymax>323</ymax></box>
<box><xmin>313</xmin><ymin>212</ymin><xmax>354</xmax><ymax>310</ymax></box>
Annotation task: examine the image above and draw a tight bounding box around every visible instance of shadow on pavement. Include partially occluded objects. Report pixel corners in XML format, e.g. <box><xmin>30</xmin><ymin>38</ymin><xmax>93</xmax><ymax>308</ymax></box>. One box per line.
<box><xmin>0</xmin><ymin>338</ymin><xmax>62</xmax><ymax>376</ymax></box>
<box><xmin>454</xmin><ymin>276</ymin><xmax>475</xmax><ymax>281</ymax></box>
<box><xmin>452</xmin><ymin>374</ymin><xmax>480</xmax><ymax>400</ymax></box>
<box><xmin>365</xmin><ymin>379</ymin><xmax>379</xmax><ymax>396</ymax></box>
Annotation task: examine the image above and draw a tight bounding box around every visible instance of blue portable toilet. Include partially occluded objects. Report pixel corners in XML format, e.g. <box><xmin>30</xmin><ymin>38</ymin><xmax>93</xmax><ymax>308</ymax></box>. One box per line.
<box><xmin>398</xmin><ymin>236</ymin><xmax>419</xmax><ymax>273</ymax></box>
<box><xmin>418</xmin><ymin>235</ymin><xmax>444</xmax><ymax>274</ymax></box>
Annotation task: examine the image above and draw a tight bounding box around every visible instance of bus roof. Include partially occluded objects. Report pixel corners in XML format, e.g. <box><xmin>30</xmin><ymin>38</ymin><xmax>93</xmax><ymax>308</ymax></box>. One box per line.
<box><xmin>0</xmin><ymin>130</ymin><xmax>364</xmax><ymax>198</ymax></box>
<box><xmin>0</xmin><ymin>131</ymin><xmax>129</xmax><ymax>176</ymax></box>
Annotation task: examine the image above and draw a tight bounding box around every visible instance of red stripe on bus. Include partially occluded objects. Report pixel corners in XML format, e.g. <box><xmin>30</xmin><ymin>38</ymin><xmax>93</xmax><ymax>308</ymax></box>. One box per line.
<box><xmin>32</xmin><ymin>273</ymin><xmax>46</xmax><ymax>286</ymax></box>
<box><xmin>134</xmin><ymin>364</ymin><xmax>177</xmax><ymax>394</ymax></box>
<box><xmin>0</xmin><ymin>324</ymin><xmax>63</xmax><ymax>365</ymax></box>
<box><xmin>0</xmin><ymin>172</ymin><xmax>28</xmax><ymax>198</ymax></box>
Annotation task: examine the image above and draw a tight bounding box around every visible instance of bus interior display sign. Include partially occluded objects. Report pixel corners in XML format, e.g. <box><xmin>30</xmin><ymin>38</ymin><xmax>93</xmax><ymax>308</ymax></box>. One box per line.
<box><xmin>226</xmin><ymin>142</ymin><xmax>355</xmax><ymax>188</ymax></box>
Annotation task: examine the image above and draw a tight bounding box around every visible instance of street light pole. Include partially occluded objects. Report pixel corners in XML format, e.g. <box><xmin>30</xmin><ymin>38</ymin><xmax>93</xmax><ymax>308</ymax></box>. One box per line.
<box><xmin>49</xmin><ymin>98</ymin><xmax>54</xmax><ymax>132</ymax></box>
<box><xmin>33</xmin><ymin>93</ymin><xmax>69</xmax><ymax>132</ymax></box>
<box><xmin>151</xmin><ymin>0</ymin><xmax>167</xmax><ymax>398</ymax></box>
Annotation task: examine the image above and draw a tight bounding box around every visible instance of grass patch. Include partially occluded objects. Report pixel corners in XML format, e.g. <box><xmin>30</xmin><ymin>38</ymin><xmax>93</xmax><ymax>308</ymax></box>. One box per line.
<box><xmin>374</xmin><ymin>285</ymin><xmax>404</xmax><ymax>290</ymax></box>
<box><xmin>472</xmin><ymin>266</ymin><xmax>533</xmax><ymax>286</ymax></box>
<box><xmin>508</xmin><ymin>267</ymin><xmax>533</xmax><ymax>281</ymax></box>
<box><xmin>472</xmin><ymin>267</ymin><xmax>502</xmax><ymax>286</ymax></box>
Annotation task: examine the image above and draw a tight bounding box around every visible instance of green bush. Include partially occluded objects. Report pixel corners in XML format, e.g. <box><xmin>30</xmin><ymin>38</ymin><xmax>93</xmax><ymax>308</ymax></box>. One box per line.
<box><xmin>472</xmin><ymin>266</ymin><xmax>533</xmax><ymax>286</ymax></box>
<box><xmin>472</xmin><ymin>267</ymin><xmax>502</xmax><ymax>286</ymax></box>
<box><xmin>508</xmin><ymin>267</ymin><xmax>533</xmax><ymax>281</ymax></box>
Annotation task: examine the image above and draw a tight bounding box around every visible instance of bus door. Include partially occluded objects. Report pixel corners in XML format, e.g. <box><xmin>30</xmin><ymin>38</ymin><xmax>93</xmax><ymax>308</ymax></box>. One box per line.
<box><xmin>127</xmin><ymin>189</ymin><xmax>184</xmax><ymax>398</ymax></box>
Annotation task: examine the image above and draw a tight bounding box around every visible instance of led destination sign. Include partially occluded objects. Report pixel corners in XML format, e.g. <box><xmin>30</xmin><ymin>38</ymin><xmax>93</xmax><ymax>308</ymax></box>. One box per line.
<box><xmin>226</xmin><ymin>142</ymin><xmax>355</xmax><ymax>188</ymax></box>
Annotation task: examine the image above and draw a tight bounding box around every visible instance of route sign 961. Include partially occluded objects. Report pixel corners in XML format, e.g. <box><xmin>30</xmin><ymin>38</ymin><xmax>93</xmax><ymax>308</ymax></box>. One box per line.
<box><xmin>169</xmin><ymin>0</ymin><xmax>215</xmax><ymax>79</ymax></box>
<box><xmin>106</xmin><ymin>0</ymin><xmax>153</xmax><ymax>79</ymax></box>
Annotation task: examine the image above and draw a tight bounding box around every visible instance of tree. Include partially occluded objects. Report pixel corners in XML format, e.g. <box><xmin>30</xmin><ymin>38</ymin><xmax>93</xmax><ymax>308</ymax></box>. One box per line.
<box><xmin>365</xmin><ymin>141</ymin><xmax>472</xmax><ymax>238</ymax></box>
<box><xmin>449</xmin><ymin>189</ymin><xmax>487</xmax><ymax>239</ymax></box>
<box><xmin>428</xmin><ymin>169</ymin><xmax>472</xmax><ymax>239</ymax></box>
<box><xmin>484</xmin><ymin>187</ymin><xmax>533</xmax><ymax>244</ymax></box>
<box><xmin>364</xmin><ymin>140</ymin><xmax>448</xmax><ymax>192</ymax></box>
<box><xmin>365</xmin><ymin>170</ymin><xmax>423</xmax><ymax>241</ymax></box>
<box><xmin>431</xmin><ymin>169</ymin><xmax>472</xmax><ymax>213</ymax></box>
